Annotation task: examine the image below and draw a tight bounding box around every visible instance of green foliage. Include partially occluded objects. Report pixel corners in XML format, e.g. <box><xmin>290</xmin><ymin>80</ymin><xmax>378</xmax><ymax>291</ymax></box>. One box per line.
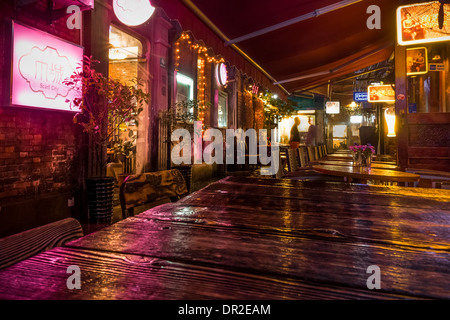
<box><xmin>63</xmin><ymin>56</ymin><xmax>150</xmax><ymax>175</ymax></box>
<box><xmin>261</xmin><ymin>93</ymin><xmax>297</xmax><ymax>131</ymax></box>
<box><xmin>159</xmin><ymin>99</ymin><xmax>209</xmax><ymax>132</ymax></box>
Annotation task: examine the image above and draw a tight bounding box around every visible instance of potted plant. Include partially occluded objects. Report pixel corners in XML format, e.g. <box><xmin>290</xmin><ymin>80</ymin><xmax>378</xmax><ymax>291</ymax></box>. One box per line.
<box><xmin>159</xmin><ymin>99</ymin><xmax>205</xmax><ymax>192</ymax></box>
<box><xmin>64</xmin><ymin>56</ymin><xmax>150</xmax><ymax>221</ymax></box>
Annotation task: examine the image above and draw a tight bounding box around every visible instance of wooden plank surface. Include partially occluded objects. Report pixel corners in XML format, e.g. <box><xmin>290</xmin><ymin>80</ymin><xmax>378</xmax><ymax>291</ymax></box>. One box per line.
<box><xmin>64</xmin><ymin>216</ymin><xmax>450</xmax><ymax>299</ymax></box>
<box><xmin>0</xmin><ymin>247</ymin><xmax>410</xmax><ymax>300</ymax></box>
<box><xmin>1</xmin><ymin>176</ymin><xmax>449</xmax><ymax>300</ymax></box>
<box><xmin>135</xmin><ymin>200</ymin><xmax>450</xmax><ymax>251</ymax></box>
<box><xmin>189</xmin><ymin>177</ymin><xmax>450</xmax><ymax>209</ymax></box>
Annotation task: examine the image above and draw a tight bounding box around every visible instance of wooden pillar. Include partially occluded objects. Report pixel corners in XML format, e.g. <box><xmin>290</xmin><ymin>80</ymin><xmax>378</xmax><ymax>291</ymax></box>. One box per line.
<box><xmin>82</xmin><ymin>0</ymin><xmax>111</xmax><ymax>178</ymax></box>
<box><xmin>83</xmin><ymin>0</ymin><xmax>110</xmax><ymax>76</ymax></box>
<box><xmin>149</xmin><ymin>10</ymin><xmax>172</xmax><ymax>171</ymax></box>
<box><xmin>395</xmin><ymin>43</ymin><xmax>408</xmax><ymax>170</ymax></box>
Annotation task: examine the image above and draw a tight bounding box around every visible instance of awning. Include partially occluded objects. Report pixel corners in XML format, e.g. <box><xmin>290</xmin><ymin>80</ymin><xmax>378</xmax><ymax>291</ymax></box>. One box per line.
<box><xmin>155</xmin><ymin>0</ymin><xmax>399</xmax><ymax>97</ymax></box>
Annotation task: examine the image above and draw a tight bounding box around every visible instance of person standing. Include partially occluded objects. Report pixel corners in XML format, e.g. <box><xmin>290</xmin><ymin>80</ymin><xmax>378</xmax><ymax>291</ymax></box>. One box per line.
<box><xmin>306</xmin><ymin>117</ymin><xmax>317</xmax><ymax>147</ymax></box>
<box><xmin>290</xmin><ymin>117</ymin><xmax>301</xmax><ymax>149</ymax></box>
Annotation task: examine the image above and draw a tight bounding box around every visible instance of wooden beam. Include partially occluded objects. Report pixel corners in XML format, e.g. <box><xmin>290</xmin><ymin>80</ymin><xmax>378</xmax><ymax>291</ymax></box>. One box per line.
<box><xmin>394</xmin><ymin>43</ymin><xmax>408</xmax><ymax>170</ymax></box>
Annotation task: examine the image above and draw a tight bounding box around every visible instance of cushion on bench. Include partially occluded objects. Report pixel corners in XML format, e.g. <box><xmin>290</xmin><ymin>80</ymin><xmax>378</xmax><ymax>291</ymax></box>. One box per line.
<box><xmin>120</xmin><ymin>169</ymin><xmax>188</xmax><ymax>218</ymax></box>
<box><xmin>0</xmin><ymin>218</ymin><xmax>84</xmax><ymax>270</ymax></box>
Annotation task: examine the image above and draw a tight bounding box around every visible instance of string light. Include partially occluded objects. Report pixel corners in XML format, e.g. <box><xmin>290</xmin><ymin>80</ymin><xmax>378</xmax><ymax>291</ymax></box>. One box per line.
<box><xmin>174</xmin><ymin>31</ymin><xmax>229</xmax><ymax>133</ymax></box>
<box><xmin>175</xmin><ymin>31</ymin><xmax>226</xmax><ymax>71</ymax></box>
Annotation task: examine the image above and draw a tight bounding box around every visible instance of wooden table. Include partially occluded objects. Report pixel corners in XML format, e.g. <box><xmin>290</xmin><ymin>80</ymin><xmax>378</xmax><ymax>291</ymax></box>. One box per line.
<box><xmin>0</xmin><ymin>176</ymin><xmax>449</xmax><ymax>300</ymax></box>
<box><xmin>313</xmin><ymin>164</ymin><xmax>420</xmax><ymax>185</ymax></box>
<box><xmin>318</xmin><ymin>160</ymin><xmax>399</xmax><ymax>170</ymax></box>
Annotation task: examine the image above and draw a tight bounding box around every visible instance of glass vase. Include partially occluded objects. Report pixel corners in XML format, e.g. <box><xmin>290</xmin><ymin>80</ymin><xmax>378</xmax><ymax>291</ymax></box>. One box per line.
<box><xmin>353</xmin><ymin>152</ymin><xmax>362</xmax><ymax>167</ymax></box>
<box><xmin>361</xmin><ymin>153</ymin><xmax>372</xmax><ymax>168</ymax></box>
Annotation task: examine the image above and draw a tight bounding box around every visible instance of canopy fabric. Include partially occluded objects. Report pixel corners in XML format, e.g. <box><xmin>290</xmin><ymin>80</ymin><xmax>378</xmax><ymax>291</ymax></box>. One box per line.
<box><xmin>155</xmin><ymin>0</ymin><xmax>400</xmax><ymax>96</ymax></box>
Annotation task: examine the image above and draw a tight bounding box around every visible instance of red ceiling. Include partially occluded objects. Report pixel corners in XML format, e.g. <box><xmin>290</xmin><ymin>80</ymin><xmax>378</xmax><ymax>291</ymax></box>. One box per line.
<box><xmin>156</xmin><ymin>0</ymin><xmax>400</xmax><ymax>95</ymax></box>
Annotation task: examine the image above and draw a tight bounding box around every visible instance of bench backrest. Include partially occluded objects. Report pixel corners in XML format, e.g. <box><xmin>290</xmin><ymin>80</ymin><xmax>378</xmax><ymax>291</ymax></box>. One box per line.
<box><xmin>0</xmin><ymin>218</ymin><xmax>83</xmax><ymax>270</ymax></box>
<box><xmin>120</xmin><ymin>169</ymin><xmax>188</xmax><ymax>218</ymax></box>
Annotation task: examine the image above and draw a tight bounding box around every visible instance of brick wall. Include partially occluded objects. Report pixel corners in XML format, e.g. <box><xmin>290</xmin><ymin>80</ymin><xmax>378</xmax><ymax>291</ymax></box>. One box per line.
<box><xmin>0</xmin><ymin>1</ymin><xmax>83</xmax><ymax>215</ymax></box>
<box><xmin>0</xmin><ymin>107</ymin><xmax>80</xmax><ymax>200</ymax></box>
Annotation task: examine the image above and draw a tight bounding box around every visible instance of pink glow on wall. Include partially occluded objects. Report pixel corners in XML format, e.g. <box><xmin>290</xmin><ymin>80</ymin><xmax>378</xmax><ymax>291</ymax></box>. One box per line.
<box><xmin>11</xmin><ymin>21</ymin><xmax>83</xmax><ymax>112</ymax></box>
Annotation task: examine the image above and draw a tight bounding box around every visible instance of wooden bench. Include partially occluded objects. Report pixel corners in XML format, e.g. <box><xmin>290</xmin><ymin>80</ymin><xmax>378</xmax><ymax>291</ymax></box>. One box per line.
<box><xmin>406</xmin><ymin>168</ymin><xmax>450</xmax><ymax>188</ymax></box>
<box><xmin>120</xmin><ymin>169</ymin><xmax>189</xmax><ymax>219</ymax></box>
<box><xmin>0</xmin><ymin>218</ymin><xmax>83</xmax><ymax>270</ymax></box>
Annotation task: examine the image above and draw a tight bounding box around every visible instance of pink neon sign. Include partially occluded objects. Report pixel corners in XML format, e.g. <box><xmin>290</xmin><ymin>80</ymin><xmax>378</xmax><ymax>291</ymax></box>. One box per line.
<box><xmin>11</xmin><ymin>21</ymin><xmax>83</xmax><ymax>112</ymax></box>
<box><xmin>215</xmin><ymin>63</ymin><xmax>228</xmax><ymax>86</ymax></box>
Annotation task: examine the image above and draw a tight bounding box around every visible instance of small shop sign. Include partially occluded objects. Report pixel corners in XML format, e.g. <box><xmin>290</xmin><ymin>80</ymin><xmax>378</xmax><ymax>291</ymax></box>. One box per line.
<box><xmin>353</xmin><ymin>92</ymin><xmax>368</xmax><ymax>102</ymax></box>
<box><xmin>368</xmin><ymin>85</ymin><xmax>395</xmax><ymax>103</ymax></box>
<box><xmin>11</xmin><ymin>21</ymin><xmax>83</xmax><ymax>111</ymax></box>
<box><xmin>325</xmin><ymin>101</ymin><xmax>340</xmax><ymax>114</ymax></box>
<box><xmin>429</xmin><ymin>63</ymin><xmax>445</xmax><ymax>71</ymax></box>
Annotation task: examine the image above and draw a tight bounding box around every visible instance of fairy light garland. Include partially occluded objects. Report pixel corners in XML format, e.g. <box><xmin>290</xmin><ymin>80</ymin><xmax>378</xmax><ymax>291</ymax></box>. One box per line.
<box><xmin>197</xmin><ymin>57</ymin><xmax>206</xmax><ymax>129</ymax></box>
<box><xmin>174</xmin><ymin>32</ymin><xmax>225</xmax><ymax>71</ymax></box>
<box><xmin>174</xmin><ymin>32</ymin><xmax>226</xmax><ymax>132</ymax></box>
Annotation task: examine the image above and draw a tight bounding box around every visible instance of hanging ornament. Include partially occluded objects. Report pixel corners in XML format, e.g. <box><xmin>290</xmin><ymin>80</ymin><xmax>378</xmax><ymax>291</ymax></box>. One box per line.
<box><xmin>438</xmin><ymin>0</ymin><xmax>450</xmax><ymax>29</ymax></box>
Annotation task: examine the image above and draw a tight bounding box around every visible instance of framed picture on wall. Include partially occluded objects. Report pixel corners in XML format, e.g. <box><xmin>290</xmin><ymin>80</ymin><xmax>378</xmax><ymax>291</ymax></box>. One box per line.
<box><xmin>407</xmin><ymin>47</ymin><xmax>428</xmax><ymax>75</ymax></box>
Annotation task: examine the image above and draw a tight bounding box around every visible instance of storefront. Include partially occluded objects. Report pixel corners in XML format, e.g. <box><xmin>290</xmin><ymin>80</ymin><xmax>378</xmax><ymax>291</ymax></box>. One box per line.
<box><xmin>395</xmin><ymin>1</ymin><xmax>450</xmax><ymax>171</ymax></box>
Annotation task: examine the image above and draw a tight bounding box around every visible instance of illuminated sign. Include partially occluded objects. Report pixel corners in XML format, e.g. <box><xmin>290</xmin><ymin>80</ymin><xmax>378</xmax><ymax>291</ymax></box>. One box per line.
<box><xmin>215</xmin><ymin>63</ymin><xmax>228</xmax><ymax>86</ymax></box>
<box><xmin>397</xmin><ymin>1</ymin><xmax>450</xmax><ymax>46</ymax></box>
<box><xmin>251</xmin><ymin>84</ymin><xmax>259</xmax><ymax>95</ymax></box>
<box><xmin>353</xmin><ymin>92</ymin><xmax>368</xmax><ymax>102</ymax></box>
<box><xmin>368</xmin><ymin>85</ymin><xmax>395</xmax><ymax>103</ymax></box>
<box><xmin>113</xmin><ymin>0</ymin><xmax>155</xmax><ymax>26</ymax></box>
<box><xmin>11</xmin><ymin>21</ymin><xmax>83</xmax><ymax>111</ymax></box>
<box><xmin>350</xmin><ymin>115</ymin><xmax>363</xmax><ymax>124</ymax></box>
<box><xmin>326</xmin><ymin>101</ymin><xmax>340</xmax><ymax>114</ymax></box>
<box><xmin>407</xmin><ymin>47</ymin><xmax>428</xmax><ymax>75</ymax></box>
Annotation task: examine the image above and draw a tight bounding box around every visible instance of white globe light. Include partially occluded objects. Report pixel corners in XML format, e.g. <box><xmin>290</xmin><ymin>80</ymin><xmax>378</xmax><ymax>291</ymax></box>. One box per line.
<box><xmin>113</xmin><ymin>0</ymin><xmax>155</xmax><ymax>26</ymax></box>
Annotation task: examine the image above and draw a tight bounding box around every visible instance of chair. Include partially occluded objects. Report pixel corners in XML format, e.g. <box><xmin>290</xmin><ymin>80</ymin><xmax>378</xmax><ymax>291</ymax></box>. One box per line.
<box><xmin>286</xmin><ymin>148</ymin><xmax>299</xmax><ymax>172</ymax></box>
<box><xmin>307</xmin><ymin>147</ymin><xmax>316</xmax><ymax>162</ymax></box>
<box><xmin>314</xmin><ymin>146</ymin><xmax>320</xmax><ymax>160</ymax></box>
<box><xmin>0</xmin><ymin>218</ymin><xmax>84</xmax><ymax>270</ymax></box>
<box><xmin>120</xmin><ymin>169</ymin><xmax>189</xmax><ymax>219</ymax></box>
<box><xmin>298</xmin><ymin>147</ymin><xmax>309</xmax><ymax>167</ymax></box>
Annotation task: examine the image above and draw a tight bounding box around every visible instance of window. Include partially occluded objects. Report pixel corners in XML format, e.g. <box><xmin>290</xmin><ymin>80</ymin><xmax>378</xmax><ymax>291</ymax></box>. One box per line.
<box><xmin>176</xmin><ymin>73</ymin><xmax>194</xmax><ymax>117</ymax></box>
<box><xmin>108</xmin><ymin>25</ymin><xmax>145</xmax><ymax>173</ymax></box>
<box><xmin>332</xmin><ymin>124</ymin><xmax>348</xmax><ymax>149</ymax></box>
<box><xmin>407</xmin><ymin>43</ymin><xmax>450</xmax><ymax>113</ymax></box>
<box><xmin>218</xmin><ymin>91</ymin><xmax>228</xmax><ymax>128</ymax></box>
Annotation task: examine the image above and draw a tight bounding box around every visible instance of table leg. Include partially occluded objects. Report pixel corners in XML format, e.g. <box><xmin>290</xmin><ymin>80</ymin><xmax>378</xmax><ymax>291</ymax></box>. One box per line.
<box><xmin>344</xmin><ymin>176</ymin><xmax>352</xmax><ymax>183</ymax></box>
